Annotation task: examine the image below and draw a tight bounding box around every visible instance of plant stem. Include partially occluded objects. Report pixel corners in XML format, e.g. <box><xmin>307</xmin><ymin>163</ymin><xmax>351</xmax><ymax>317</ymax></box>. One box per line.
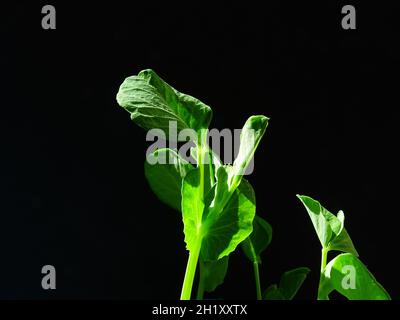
<box><xmin>181</xmin><ymin>129</ymin><xmax>207</xmax><ymax>300</ymax></box>
<box><xmin>181</xmin><ymin>129</ymin><xmax>208</xmax><ymax>300</ymax></box>
<box><xmin>253</xmin><ymin>261</ymin><xmax>262</xmax><ymax>300</ymax></box>
<box><xmin>208</xmin><ymin>150</ymin><xmax>215</xmax><ymax>185</ymax></box>
<box><xmin>318</xmin><ymin>247</ymin><xmax>328</xmax><ymax>300</ymax></box>
<box><xmin>181</xmin><ymin>239</ymin><xmax>202</xmax><ymax>300</ymax></box>
<box><xmin>196</xmin><ymin>261</ymin><xmax>205</xmax><ymax>300</ymax></box>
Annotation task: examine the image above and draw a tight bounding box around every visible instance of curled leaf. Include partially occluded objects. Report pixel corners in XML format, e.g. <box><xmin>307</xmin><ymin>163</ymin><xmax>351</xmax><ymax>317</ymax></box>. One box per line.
<box><xmin>230</xmin><ymin>116</ymin><xmax>269</xmax><ymax>189</ymax></box>
<box><xmin>117</xmin><ymin>69</ymin><xmax>212</xmax><ymax>133</ymax></box>
<box><xmin>297</xmin><ymin>195</ymin><xmax>358</xmax><ymax>256</ymax></box>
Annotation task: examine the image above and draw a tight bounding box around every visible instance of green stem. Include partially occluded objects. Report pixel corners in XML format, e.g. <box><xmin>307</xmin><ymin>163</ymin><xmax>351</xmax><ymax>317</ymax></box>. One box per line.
<box><xmin>181</xmin><ymin>130</ymin><xmax>207</xmax><ymax>300</ymax></box>
<box><xmin>180</xmin><ymin>238</ymin><xmax>202</xmax><ymax>300</ymax></box>
<box><xmin>208</xmin><ymin>150</ymin><xmax>215</xmax><ymax>185</ymax></box>
<box><xmin>196</xmin><ymin>260</ymin><xmax>205</xmax><ymax>300</ymax></box>
<box><xmin>318</xmin><ymin>247</ymin><xmax>328</xmax><ymax>300</ymax></box>
<box><xmin>253</xmin><ymin>262</ymin><xmax>262</xmax><ymax>300</ymax></box>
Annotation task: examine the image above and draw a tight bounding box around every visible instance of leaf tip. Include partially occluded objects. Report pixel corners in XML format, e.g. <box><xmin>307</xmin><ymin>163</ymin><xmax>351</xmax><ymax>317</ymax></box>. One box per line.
<box><xmin>300</xmin><ymin>267</ymin><xmax>311</xmax><ymax>274</ymax></box>
<box><xmin>138</xmin><ymin>68</ymin><xmax>155</xmax><ymax>77</ymax></box>
<box><xmin>296</xmin><ymin>194</ymin><xmax>308</xmax><ymax>202</ymax></box>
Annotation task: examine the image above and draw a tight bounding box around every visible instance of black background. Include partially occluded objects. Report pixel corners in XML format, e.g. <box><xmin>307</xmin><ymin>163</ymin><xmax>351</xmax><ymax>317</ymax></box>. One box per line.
<box><xmin>1</xmin><ymin>2</ymin><xmax>399</xmax><ymax>300</ymax></box>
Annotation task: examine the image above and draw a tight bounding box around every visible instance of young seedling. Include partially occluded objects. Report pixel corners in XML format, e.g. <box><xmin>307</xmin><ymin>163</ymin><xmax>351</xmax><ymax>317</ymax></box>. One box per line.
<box><xmin>297</xmin><ymin>195</ymin><xmax>391</xmax><ymax>300</ymax></box>
<box><xmin>241</xmin><ymin>216</ymin><xmax>310</xmax><ymax>300</ymax></box>
<box><xmin>116</xmin><ymin>69</ymin><xmax>269</xmax><ymax>300</ymax></box>
<box><xmin>117</xmin><ymin>69</ymin><xmax>386</xmax><ymax>301</ymax></box>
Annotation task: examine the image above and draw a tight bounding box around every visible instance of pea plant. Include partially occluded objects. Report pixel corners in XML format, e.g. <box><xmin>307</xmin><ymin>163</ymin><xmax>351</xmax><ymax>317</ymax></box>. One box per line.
<box><xmin>116</xmin><ymin>69</ymin><xmax>390</xmax><ymax>300</ymax></box>
<box><xmin>297</xmin><ymin>195</ymin><xmax>391</xmax><ymax>300</ymax></box>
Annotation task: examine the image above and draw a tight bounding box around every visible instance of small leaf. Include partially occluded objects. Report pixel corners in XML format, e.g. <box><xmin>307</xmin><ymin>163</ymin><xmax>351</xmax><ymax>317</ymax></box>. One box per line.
<box><xmin>145</xmin><ymin>148</ymin><xmax>194</xmax><ymax>211</ymax></box>
<box><xmin>327</xmin><ymin>227</ymin><xmax>358</xmax><ymax>256</ymax></box>
<box><xmin>279</xmin><ymin>267</ymin><xmax>310</xmax><ymax>300</ymax></box>
<box><xmin>230</xmin><ymin>116</ymin><xmax>269</xmax><ymax>189</ymax></box>
<box><xmin>264</xmin><ymin>267</ymin><xmax>310</xmax><ymax>300</ymax></box>
<box><xmin>264</xmin><ymin>284</ymin><xmax>285</xmax><ymax>300</ymax></box>
<box><xmin>117</xmin><ymin>69</ymin><xmax>212</xmax><ymax>133</ymax></box>
<box><xmin>321</xmin><ymin>253</ymin><xmax>391</xmax><ymax>300</ymax></box>
<box><xmin>297</xmin><ymin>195</ymin><xmax>358</xmax><ymax>256</ymax></box>
<box><xmin>210</xmin><ymin>166</ymin><xmax>230</xmax><ymax>213</ymax></box>
<box><xmin>200</xmin><ymin>179</ymin><xmax>256</xmax><ymax>261</ymax></box>
<box><xmin>200</xmin><ymin>256</ymin><xmax>229</xmax><ymax>293</ymax></box>
<box><xmin>242</xmin><ymin>215</ymin><xmax>273</xmax><ymax>264</ymax></box>
<box><xmin>296</xmin><ymin>195</ymin><xmax>333</xmax><ymax>247</ymax></box>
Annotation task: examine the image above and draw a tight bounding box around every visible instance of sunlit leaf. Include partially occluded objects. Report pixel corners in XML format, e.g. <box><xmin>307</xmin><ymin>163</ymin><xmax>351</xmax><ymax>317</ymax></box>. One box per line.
<box><xmin>297</xmin><ymin>195</ymin><xmax>358</xmax><ymax>256</ymax></box>
<box><xmin>230</xmin><ymin>116</ymin><xmax>269</xmax><ymax>189</ymax></box>
<box><xmin>321</xmin><ymin>253</ymin><xmax>391</xmax><ymax>300</ymax></box>
<box><xmin>117</xmin><ymin>69</ymin><xmax>212</xmax><ymax>133</ymax></box>
<box><xmin>200</xmin><ymin>179</ymin><xmax>256</xmax><ymax>261</ymax></box>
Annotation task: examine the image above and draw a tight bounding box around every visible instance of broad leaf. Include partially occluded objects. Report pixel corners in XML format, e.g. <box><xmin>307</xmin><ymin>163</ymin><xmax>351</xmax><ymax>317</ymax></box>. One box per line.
<box><xmin>264</xmin><ymin>267</ymin><xmax>310</xmax><ymax>300</ymax></box>
<box><xmin>116</xmin><ymin>69</ymin><xmax>212</xmax><ymax>133</ymax></box>
<box><xmin>242</xmin><ymin>215</ymin><xmax>273</xmax><ymax>264</ymax></box>
<box><xmin>201</xmin><ymin>179</ymin><xmax>256</xmax><ymax>261</ymax></box>
<box><xmin>321</xmin><ymin>253</ymin><xmax>391</xmax><ymax>300</ymax></box>
<box><xmin>230</xmin><ymin>116</ymin><xmax>269</xmax><ymax>189</ymax></box>
<box><xmin>200</xmin><ymin>256</ymin><xmax>229</xmax><ymax>293</ymax></box>
<box><xmin>145</xmin><ymin>148</ymin><xmax>194</xmax><ymax>211</ymax></box>
<box><xmin>297</xmin><ymin>195</ymin><xmax>358</xmax><ymax>256</ymax></box>
<box><xmin>182</xmin><ymin>167</ymin><xmax>256</xmax><ymax>261</ymax></box>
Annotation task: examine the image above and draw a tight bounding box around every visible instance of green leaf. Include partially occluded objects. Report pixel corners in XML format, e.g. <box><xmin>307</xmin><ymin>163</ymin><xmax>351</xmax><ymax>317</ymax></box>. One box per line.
<box><xmin>264</xmin><ymin>284</ymin><xmax>285</xmax><ymax>300</ymax></box>
<box><xmin>182</xmin><ymin>167</ymin><xmax>255</xmax><ymax>257</ymax></box>
<box><xmin>210</xmin><ymin>166</ymin><xmax>230</xmax><ymax>213</ymax></box>
<box><xmin>181</xmin><ymin>154</ymin><xmax>256</xmax><ymax>299</ymax></box>
<box><xmin>296</xmin><ymin>195</ymin><xmax>358</xmax><ymax>256</ymax></box>
<box><xmin>200</xmin><ymin>256</ymin><xmax>229</xmax><ymax>293</ymax></box>
<box><xmin>327</xmin><ymin>227</ymin><xmax>357</xmax><ymax>255</ymax></box>
<box><xmin>200</xmin><ymin>179</ymin><xmax>256</xmax><ymax>261</ymax></box>
<box><xmin>242</xmin><ymin>215</ymin><xmax>273</xmax><ymax>264</ymax></box>
<box><xmin>321</xmin><ymin>253</ymin><xmax>391</xmax><ymax>300</ymax></box>
<box><xmin>264</xmin><ymin>267</ymin><xmax>310</xmax><ymax>300</ymax></box>
<box><xmin>144</xmin><ymin>148</ymin><xmax>194</xmax><ymax>211</ymax></box>
<box><xmin>181</xmin><ymin>166</ymin><xmax>256</xmax><ymax>261</ymax></box>
<box><xmin>279</xmin><ymin>267</ymin><xmax>310</xmax><ymax>300</ymax></box>
<box><xmin>230</xmin><ymin>116</ymin><xmax>269</xmax><ymax>189</ymax></box>
<box><xmin>116</xmin><ymin>69</ymin><xmax>212</xmax><ymax>133</ymax></box>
